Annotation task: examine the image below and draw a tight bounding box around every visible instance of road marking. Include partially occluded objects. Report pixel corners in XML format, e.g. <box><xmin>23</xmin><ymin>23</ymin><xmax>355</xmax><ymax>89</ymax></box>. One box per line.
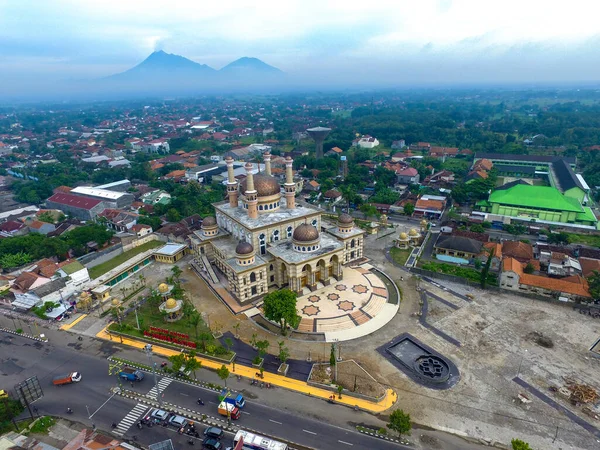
<box><xmin>269</xmin><ymin>419</ymin><xmax>282</xmax><ymax>424</ymax></box>
<box><xmin>148</xmin><ymin>378</ymin><xmax>172</xmax><ymax>398</ymax></box>
<box><xmin>115</xmin><ymin>403</ymin><xmax>148</xmax><ymax>435</ymax></box>
<box><xmin>302</xmin><ymin>430</ymin><xmax>317</xmax><ymax>435</ymax></box>
<box><xmin>338</xmin><ymin>440</ymin><xmax>353</xmax><ymax>446</ymax></box>
<box><xmin>242</xmin><ymin>411</ymin><xmax>250</xmax><ymax>415</ymax></box>
<box><xmin>180</xmin><ymin>393</ymin><xmax>189</xmax><ymax>396</ymax></box>
<box><xmin>88</xmin><ymin>391</ymin><xmax>117</xmax><ymax>418</ymax></box>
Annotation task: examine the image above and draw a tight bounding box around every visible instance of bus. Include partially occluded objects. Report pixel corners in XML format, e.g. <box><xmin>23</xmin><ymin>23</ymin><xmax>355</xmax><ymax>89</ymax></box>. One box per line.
<box><xmin>233</xmin><ymin>430</ymin><xmax>288</xmax><ymax>450</ymax></box>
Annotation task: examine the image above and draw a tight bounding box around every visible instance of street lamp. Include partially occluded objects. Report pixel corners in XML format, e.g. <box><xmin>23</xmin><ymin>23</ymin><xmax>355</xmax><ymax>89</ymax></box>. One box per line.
<box><xmin>144</xmin><ymin>344</ymin><xmax>162</xmax><ymax>407</ymax></box>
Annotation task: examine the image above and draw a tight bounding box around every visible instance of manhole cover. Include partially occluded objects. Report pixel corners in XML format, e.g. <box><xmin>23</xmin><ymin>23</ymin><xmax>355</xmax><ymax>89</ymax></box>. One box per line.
<box><xmin>413</xmin><ymin>355</ymin><xmax>450</xmax><ymax>383</ymax></box>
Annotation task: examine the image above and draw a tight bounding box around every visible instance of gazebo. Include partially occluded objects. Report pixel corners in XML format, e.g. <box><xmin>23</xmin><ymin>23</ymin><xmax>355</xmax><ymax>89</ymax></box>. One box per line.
<box><xmin>159</xmin><ymin>297</ymin><xmax>184</xmax><ymax>322</ymax></box>
<box><xmin>157</xmin><ymin>282</ymin><xmax>173</xmax><ymax>300</ymax></box>
<box><xmin>408</xmin><ymin>228</ymin><xmax>421</xmax><ymax>245</ymax></box>
<box><xmin>396</xmin><ymin>232</ymin><xmax>410</xmax><ymax>249</ymax></box>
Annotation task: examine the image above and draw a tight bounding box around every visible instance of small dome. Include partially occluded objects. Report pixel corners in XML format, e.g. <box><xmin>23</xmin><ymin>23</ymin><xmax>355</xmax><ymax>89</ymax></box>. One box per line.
<box><xmin>235</xmin><ymin>241</ymin><xmax>254</xmax><ymax>255</ymax></box>
<box><xmin>202</xmin><ymin>216</ymin><xmax>217</xmax><ymax>227</ymax></box>
<box><xmin>420</xmin><ymin>219</ymin><xmax>428</xmax><ymax>226</ymax></box>
<box><xmin>293</xmin><ymin>223</ymin><xmax>319</xmax><ymax>242</ymax></box>
<box><xmin>338</xmin><ymin>213</ymin><xmax>354</xmax><ymax>224</ymax></box>
<box><xmin>165</xmin><ymin>298</ymin><xmax>177</xmax><ymax>309</ymax></box>
<box><xmin>158</xmin><ymin>283</ymin><xmax>169</xmax><ymax>293</ymax></box>
<box><xmin>111</xmin><ymin>299</ymin><xmax>120</xmax><ymax>307</ymax></box>
<box><xmin>409</xmin><ymin>228</ymin><xmax>419</xmax><ymax>237</ymax></box>
<box><xmin>399</xmin><ymin>232</ymin><xmax>408</xmax><ymax>239</ymax></box>
<box><xmin>240</xmin><ymin>174</ymin><xmax>281</xmax><ymax>197</ymax></box>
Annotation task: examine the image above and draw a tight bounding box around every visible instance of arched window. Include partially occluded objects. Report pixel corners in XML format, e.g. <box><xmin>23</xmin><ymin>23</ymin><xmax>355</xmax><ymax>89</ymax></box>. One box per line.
<box><xmin>269</xmin><ymin>264</ymin><xmax>274</xmax><ymax>271</ymax></box>
<box><xmin>312</xmin><ymin>219</ymin><xmax>318</xmax><ymax>227</ymax></box>
<box><xmin>287</xmin><ymin>226</ymin><xmax>293</xmax><ymax>238</ymax></box>
<box><xmin>259</xmin><ymin>233</ymin><xmax>266</xmax><ymax>255</ymax></box>
<box><xmin>351</xmin><ymin>239</ymin><xmax>355</xmax><ymax>248</ymax></box>
<box><xmin>259</xmin><ymin>205</ymin><xmax>263</xmax><ymax>210</ymax></box>
<box><xmin>273</xmin><ymin>230</ymin><xmax>280</xmax><ymax>242</ymax></box>
<box><xmin>250</xmin><ymin>272</ymin><xmax>256</xmax><ymax>283</ymax></box>
<box><xmin>302</xmin><ymin>246</ymin><xmax>306</xmax><ymax>251</ymax></box>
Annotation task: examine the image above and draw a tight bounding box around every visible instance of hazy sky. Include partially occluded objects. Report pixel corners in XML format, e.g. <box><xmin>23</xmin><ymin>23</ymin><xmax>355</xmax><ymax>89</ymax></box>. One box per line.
<box><xmin>2</xmin><ymin>0</ymin><xmax>600</xmax><ymax>86</ymax></box>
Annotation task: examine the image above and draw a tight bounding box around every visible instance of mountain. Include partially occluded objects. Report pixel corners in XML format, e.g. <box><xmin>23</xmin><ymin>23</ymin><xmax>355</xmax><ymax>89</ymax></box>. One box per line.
<box><xmin>219</xmin><ymin>57</ymin><xmax>283</xmax><ymax>75</ymax></box>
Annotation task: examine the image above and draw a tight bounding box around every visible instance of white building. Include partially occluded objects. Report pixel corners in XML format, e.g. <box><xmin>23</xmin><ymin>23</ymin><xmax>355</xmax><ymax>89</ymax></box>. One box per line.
<box><xmin>353</xmin><ymin>135</ymin><xmax>380</xmax><ymax>149</ymax></box>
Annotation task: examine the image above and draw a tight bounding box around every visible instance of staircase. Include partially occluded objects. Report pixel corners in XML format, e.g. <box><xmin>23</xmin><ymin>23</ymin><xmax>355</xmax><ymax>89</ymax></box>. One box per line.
<box><xmin>201</xmin><ymin>254</ymin><xmax>220</xmax><ymax>284</ymax></box>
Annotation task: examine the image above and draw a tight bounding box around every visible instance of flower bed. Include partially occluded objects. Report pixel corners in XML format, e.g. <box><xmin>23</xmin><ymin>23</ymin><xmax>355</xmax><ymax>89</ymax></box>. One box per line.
<box><xmin>143</xmin><ymin>327</ymin><xmax>197</xmax><ymax>348</ymax></box>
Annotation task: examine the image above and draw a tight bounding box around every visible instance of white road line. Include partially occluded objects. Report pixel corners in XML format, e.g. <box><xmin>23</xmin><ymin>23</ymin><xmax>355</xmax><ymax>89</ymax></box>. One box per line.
<box><xmin>180</xmin><ymin>393</ymin><xmax>189</xmax><ymax>396</ymax></box>
<box><xmin>269</xmin><ymin>419</ymin><xmax>282</xmax><ymax>424</ymax></box>
<box><xmin>303</xmin><ymin>430</ymin><xmax>317</xmax><ymax>435</ymax></box>
<box><xmin>241</xmin><ymin>411</ymin><xmax>250</xmax><ymax>415</ymax></box>
<box><xmin>338</xmin><ymin>440</ymin><xmax>353</xmax><ymax>446</ymax></box>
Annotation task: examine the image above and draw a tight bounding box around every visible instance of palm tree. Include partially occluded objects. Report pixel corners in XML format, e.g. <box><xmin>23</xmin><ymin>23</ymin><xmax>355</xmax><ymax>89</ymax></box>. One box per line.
<box><xmin>184</xmin><ymin>351</ymin><xmax>202</xmax><ymax>379</ymax></box>
<box><xmin>188</xmin><ymin>311</ymin><xmax>202</xmax><ymax>340</ymax></box>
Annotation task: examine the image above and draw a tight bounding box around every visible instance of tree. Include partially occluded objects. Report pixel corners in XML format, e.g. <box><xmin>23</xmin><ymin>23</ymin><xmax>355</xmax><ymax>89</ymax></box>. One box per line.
<box><xmin>171</xmin><ymin>265</ymin><xmax>183</xmax><ymax>282</ymax></box>
<box><xmin>387</xmin><ymin>409</ymin><xmax>411</xmax><ymax>436</ymax></box>
<box><xmin>278</xmin><ymin>341</ymin><xmax>290</xmax><ymax>366</ymax></box>
<box><xmin>262</xmin><ymin>289</ymin><xmax>299</xmax><ymax>335</ymax></box>
<box><xmin>0</xmin><ymin>397</ymin><xmax>25</xmax><ymax>431</ymax></box>
<box><xmin>360</xmin><ymin>204</ymin><xmax>378</xmax><ymax>219</ymax></box>
<box><xmin>255</xmin><ymin>340</ymin><xmax>269</xmax><ymax>360</ymax></box>
<box><xmin>481</xmin><ymin>247</ymin><xmax>494</xmax><ymax>288</ymax></box>
<box><xmin>188</xmin><ymin>311</ymin><xmax>202</xmax><ymax>340</ymax></box>
<box><xmin>184</xmin><ymin>351</ymin><xmax>202</xmax><ymax>379</ymax></box>
<box><xmin>224</xmin><ymin>337</ymin><xmax>233</xmax><ymax>353</ymax></box>
<box><xmin>548</xmin><ymin>232</ymin><xmax>570</xmax><ymax>245</ymax></box>
<box><xmin>588</xmin><ymin>270</ymin><xmax>600</xmax><ymax>301</ymax></box>
<box><xmin>470</xmin><ymin>223</ymin><xmax>485</xmax><ymax>233</ymax></box>
<box><xmin>166</xmin><ymin>208</ymin><xmax>182</xmax><ymax>222</ymax></box>
<box><xmin>403</xmin><ymin>203</ymin><xmax>415</xmax><ymax>216</ymax></box>
<box><xmin>330</xmin><ymin>343</ymin><xmax>337</xmax><ymax>380</ymax></box>
<box><xmin>336</xmin><ymin>384</ymin><xmax>344</xmax><ymax>399</ymax></box>
<box><xmin>216</xmin><ymin>364</ymin><xmax>230</xmax><ymax>387</ymax></box>
<box><xmin>168</xmin><ymin>353</ymin><xmax>186</xmax><ymax>373</ymax></box>
<box><xmin>511</xmin><ymin>439</ymin><xmax>532</xmax><ymax>450</ymax></box>
<box><xmin>37</xmin><ymin>211</ymin><xmax>55</xmax><ymax>223</ymax></box>
<box><xmin>523</xmin><ymin>263</ymin><xmax>535</xmax><ymax>274</ymax></box>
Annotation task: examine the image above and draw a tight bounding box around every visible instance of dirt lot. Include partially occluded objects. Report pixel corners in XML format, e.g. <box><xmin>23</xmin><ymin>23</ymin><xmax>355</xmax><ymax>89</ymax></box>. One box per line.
<box><xmin>308</xmin><ymin>360</ymin><xmax>386</xmax><ymax>398</ymax></box>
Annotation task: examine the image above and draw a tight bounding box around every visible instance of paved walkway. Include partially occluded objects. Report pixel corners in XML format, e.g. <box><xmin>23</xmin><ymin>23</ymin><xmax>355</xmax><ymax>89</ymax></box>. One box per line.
<box><xmin>95</xmin><ymin>325</ymin><xmax>397</xmax><ymax>413</ymax></box>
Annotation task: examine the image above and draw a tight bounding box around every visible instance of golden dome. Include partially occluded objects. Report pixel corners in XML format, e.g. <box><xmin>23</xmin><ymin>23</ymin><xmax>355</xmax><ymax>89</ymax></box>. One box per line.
<box><xmin>240</xmin><ymin>174</ymin><xmax>281</xmax><ymax>197</ymax></box>
<box><xmin>420</xmin><ymin>219</ymin><xmax>428</xmax><ymax>226</ymax></box>
<box><xmin>338</xmin><ymin>213</ymin><xmax>354</xmax><ymax>224</ymax></box>
<box><xmin>158</xmin><ymin>283</ymin><xmax>169</xmax><ymax>293</ymax></box>
<box><xmin>111</xmin><ymin>299</ymin><xmax>120</xmax><ymax>307</ymax></box>
<box><xmin>165</xmin><ymin>298</ymin><xmax>177</xmax><ymax>309</ymax></box>
<box><xmin>202</xmin><ymin>216</ymin><xmax>217</xmax><ymax>228</ymax></box>
<box><xmin>399</xmin><ymin>232</ymin><xmax>408</xmax><ymax>240</ymax></box>
<box><xmin>293</xmin><ymin>223</ymin><xmax>319</xmax><ymax>242</ymax></box>
<box><xmin>409</xmin><ymin>228</ymin><xmax>419</xmax><ymax>237</ymax></box>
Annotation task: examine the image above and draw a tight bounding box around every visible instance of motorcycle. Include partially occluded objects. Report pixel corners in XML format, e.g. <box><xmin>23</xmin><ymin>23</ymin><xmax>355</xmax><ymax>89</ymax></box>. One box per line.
<box><xmin>66</xmin><ymin>408</ymin><xmax>73</xmax><ymax>414</ymax></box>
<box><xmin>196</xmin><ymin>398</ymin><xmax>204</xmax><ymax>406</ymax></box>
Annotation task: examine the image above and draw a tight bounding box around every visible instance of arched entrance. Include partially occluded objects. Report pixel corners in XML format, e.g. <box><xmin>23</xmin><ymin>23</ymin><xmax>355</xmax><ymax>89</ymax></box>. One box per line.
<box><xmin>301</xmin><ymin>264</ymin><xmax>312</xmax><ymax>289</ymax></box>
<box><xmin>317</xmin><ymin>259</ymin><xmax>327</xmax><ymax>283</ymax></box>
<box><xmin>330</xmin><ymin>254</ymin><xmax>342</xmax><ymax>280</ymax></box>
<box><xmin>280</xmin><ymin>262</ymin><xmax>288</xmax><ymax>287</ymax></box>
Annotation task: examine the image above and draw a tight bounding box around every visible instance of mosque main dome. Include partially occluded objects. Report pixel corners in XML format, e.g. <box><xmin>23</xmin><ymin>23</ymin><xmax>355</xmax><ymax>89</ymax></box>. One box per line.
<box><xmin>293</xmin><ymin>223</ymin><xmax>319</xmax><ymax>242</ymax></box>
<box><xmin>239</xmin><ymin>174</ymin><xmax>281</xmax><ymax>197</ymax></box>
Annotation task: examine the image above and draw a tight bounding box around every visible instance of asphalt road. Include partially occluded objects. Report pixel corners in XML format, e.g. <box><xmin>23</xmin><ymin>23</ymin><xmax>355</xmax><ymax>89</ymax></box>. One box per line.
<box><xmin>0</xmin><ymin>331</ymin><xmax>407</xmax><ymax>450</ymax></box>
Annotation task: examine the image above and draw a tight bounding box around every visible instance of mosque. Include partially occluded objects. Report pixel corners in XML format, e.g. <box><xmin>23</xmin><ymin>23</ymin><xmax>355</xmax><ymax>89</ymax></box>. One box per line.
<box><xmin>191</xmin><ymin>152</ymin><xmax>365</xmax><ymax>303</ymax></box>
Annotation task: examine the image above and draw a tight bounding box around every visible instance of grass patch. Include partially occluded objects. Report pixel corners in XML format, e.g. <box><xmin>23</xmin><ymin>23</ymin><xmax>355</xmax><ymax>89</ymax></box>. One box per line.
<box><xmin>89</xmin><ymin>240</ymin><xmax>163</xmax><ymax>279</ymax></box>
<box><xmin>567</xmin><ymin>233</ymin><xmax>600</xmax><ymax>247</ymax></box>
<box><xmin>421</xmin><ymin>261</ymin><xmax>497</xmax><ymax>285</ymax></box>
<box><xmin>0</xmin><ymin>418</ymin><xmax>34</xmax><ymax>435</ymax></box>
<box><xmin>29</xmin><ymin>416</ymin><xmax>55</xmax><ymax>434</ymax></box>
<box><xmin>389</xmin><ymin>247</ymin><xmax>411</xmax><ymax>266</ymax></box>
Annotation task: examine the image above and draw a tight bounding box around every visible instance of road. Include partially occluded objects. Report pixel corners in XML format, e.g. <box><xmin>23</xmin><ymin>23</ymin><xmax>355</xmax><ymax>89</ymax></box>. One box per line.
<box><xmin>0</xmin><ymin>331</ymin><xmax>408</xmax><ymax>450</ymax></box>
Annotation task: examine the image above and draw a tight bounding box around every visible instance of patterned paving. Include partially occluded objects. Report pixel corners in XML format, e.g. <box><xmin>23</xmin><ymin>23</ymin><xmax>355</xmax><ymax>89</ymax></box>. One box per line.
<box><xmin>295</xmin><ymin>264</ymin><xmax>389</xmax><ymax>334</ymax></box>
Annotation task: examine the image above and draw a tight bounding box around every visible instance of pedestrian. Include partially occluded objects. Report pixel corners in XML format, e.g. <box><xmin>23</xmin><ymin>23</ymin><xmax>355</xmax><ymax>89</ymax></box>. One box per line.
<box><xmin>130</xmin><ymin>382</ymin><xmax>134</xmax><ymax>388</ymax></box>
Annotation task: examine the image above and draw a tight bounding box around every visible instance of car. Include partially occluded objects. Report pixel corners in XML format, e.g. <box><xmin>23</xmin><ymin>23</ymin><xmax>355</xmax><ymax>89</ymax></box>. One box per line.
<box><xmin>203</xmin><ymin>427</ymin><xmax>223</xmax><ymax>439</ymax></box>
<box><xmin>202</xmin><ymin>438</ymin><xmax>222</xmax><ymax>450</ymax></box>
<box><xmin>168</xmin><ymin>414</ymin><xmax>187</xmax><ymax>428</ymax></box>
<box><xmin>150</xmin><ymin>409</ymin><xmax>169</xmax><ymax>422</ymax></box>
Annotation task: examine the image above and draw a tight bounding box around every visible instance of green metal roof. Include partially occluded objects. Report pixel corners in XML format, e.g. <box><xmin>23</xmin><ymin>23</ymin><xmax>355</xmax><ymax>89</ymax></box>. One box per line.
<box><xmin>576</xmin><ymin>207</ymin><xmax>597</xmax><ymax>223</ymax></box>
<box><xmin>488</xmin><ymin>185</ymin><xmax>583</xmax><ymax>212</ymax></box>
<box><xmin>61</xmin><ymin>261</ymin><xmax>85</xmax><ymax>275</ymax></box>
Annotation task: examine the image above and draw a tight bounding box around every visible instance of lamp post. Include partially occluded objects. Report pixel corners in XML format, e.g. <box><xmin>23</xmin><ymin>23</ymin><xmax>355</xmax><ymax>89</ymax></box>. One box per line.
<box><xmin>144</xmin><ymin>344</ymin><xmax>162</xmax><ymax>407</ymax></box>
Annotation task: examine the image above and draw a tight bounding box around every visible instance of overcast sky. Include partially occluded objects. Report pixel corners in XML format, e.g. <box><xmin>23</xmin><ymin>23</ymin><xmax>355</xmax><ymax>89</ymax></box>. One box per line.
<box><xmin>2</xmin><ymin>0</ymin><xmax>600</xmax><ymax>86</ymax></box>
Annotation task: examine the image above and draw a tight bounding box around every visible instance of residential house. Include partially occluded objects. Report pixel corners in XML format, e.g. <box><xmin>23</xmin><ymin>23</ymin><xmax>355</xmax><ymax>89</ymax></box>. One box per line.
<box><xmin>580</xmin><ymin>257</ymin><xmax>600</xmax><ymax>277</ymax></box>
<box><xmin>27</xmin><ymin>220</ymin><xmax>56</xmax><ymax>235</ymax></box>
<box><xmin>323</xmin><ymin>189</ymin><xmax>342</xmax><ymax>203</ymax></box>
<box><xmin>391</xmin><ymin>140</ymin><xmax>406</xmax><ymax>150</ymax></box>
<box><xmin>144</xmin><ymin>139</ymin><xmax>170</xmax><ymax>153</ymax></box>
<box><xmin>352</xmin><ymin>135</ymin><xmax>380</xmax><ymax>149</ymax></box>
<box><xmin>414</xmin><ymin>195</ymin><xmax>447</xmax><ymax>219</ymax></box>
<box><xmin>0</xmin><ymin>220</ymin><xmax>27</xmax><ymax>236</ymax></box>
<box><xmin>539</xmin><ymin>251</ymin><xmax>582</xmax><ymax>277</ymax></box>
<box><xmin>396</xmin><ymin>167</ymin><xmax>420</xmax><ymax>185</ymax></box>
<box><xmin>500</xmin><ymin>257</ymin><xmax>590</xmax><ymax>300</ymax></box>
<box><xmin>97</xmin><ymin>209</ymin><xmax>139</xmax><ymax>232</ymax></box>
<box><xmin>502</xmin><ymin>241</ymin><xmax>533</xmax><ymax>263</ymax></box>
<box><xmin>305</xmin><ymin>180</ymin><xmax>321</xmax><ymax>192</ymax></box>
<box><xmin>141</xmin><ymin>190</ymin><xmax>171</xmax><ymax>205</ymax></box>
<box><xmin>425</xmin><ymin>170</ymin><xmax>455</xmax><ymax>185</ymax></box>
<box><xmin>434</xmin><ymin>235</ymin><xmax>483</xmax><ymax>261</ymax></box>
<box><xmin>477</xmin><ymin>242</ymin><xmax>503</xmax><ymax>272</ymax></box>
<box><xmin>411</xmin><ymin>142</ymin><xmax>431</xmax><ymax>152</ymax></box>
<box><xmin>131</xmin><ymin>224</ymin><xmax>153</xmax><ymax>237</ymax></box>
<box><xmin>57</xmin><ymin>261</ymin><xmax>90</xmax><ymax>288</ymax></box>
<box><xmin>429</xmin><ymin>146</ymin><xmax>458</xmax><ymax>158</ymax></box>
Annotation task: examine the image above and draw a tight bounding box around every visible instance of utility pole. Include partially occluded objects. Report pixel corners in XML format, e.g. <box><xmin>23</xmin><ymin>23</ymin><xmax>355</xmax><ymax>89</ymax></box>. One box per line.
<box><xmin>144</xmin><ymin>344</ymin><xmax>162</xmax><ymax>407</ymax></box>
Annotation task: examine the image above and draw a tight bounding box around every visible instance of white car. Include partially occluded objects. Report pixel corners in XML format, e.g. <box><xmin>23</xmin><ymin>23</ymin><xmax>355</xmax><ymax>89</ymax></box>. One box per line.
<box><xmin>150</xmin><ymin>409</ymin><xmax>169</xmax><ymax>421</ymax></box>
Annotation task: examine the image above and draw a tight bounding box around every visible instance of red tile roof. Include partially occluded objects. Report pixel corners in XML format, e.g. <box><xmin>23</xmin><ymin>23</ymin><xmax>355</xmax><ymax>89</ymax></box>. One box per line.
<box><xmin>47</xmin><ymin>193</ymin><xmax>103</xmax><ymax>210</ymax></box>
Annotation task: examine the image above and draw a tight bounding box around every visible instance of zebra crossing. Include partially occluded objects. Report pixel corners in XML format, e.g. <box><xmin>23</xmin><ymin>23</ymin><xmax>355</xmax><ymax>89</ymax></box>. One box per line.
<box><xmin>114</xmin><ymin>403</ymin><xmax>150</xmax><ymax>436</ymax></box>
<box><xmin>147</xmin><ymin>377</ymin><xmax>172</xmax><ymax>399</ymax></box>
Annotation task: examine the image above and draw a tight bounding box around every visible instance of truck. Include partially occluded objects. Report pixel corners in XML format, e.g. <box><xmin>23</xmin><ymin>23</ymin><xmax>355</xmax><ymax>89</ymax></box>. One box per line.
<box><xmin>119</xmin><ymin>367</ymin><xmax>144</xmax><ymax>381</ymax></box>
<box><xmin>218</xmin><ymin>388</ymin><xmax>246</xmax><ymax>408</ymax></box>
<box><xmin>217</xmin><ymin>401</ymin><xmax>240</xmax><ymax>420</ymax></box>
<box><xmin>53</xmin><ymin>372</ymin><xmax>82</xmax><ymax>386</ymax></box>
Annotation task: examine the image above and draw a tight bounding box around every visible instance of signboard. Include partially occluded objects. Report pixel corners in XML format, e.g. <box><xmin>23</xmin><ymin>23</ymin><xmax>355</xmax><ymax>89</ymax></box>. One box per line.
<box><xmin>14</xmin><ymin>376</ymin><xmax>43</xmax><ymax>406</ymax></box>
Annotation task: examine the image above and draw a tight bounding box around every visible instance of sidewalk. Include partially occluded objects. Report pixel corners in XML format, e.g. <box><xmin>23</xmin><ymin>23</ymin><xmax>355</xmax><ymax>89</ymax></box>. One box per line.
<box><xmin>95</xmin><ymin>325</ymin><xmax>397</xmax><ymax>413</ymax></box>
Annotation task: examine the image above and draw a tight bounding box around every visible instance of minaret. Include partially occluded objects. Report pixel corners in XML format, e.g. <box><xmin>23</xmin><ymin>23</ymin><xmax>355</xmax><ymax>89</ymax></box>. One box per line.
<box><xmin>284</xmin><ymin>156</ymin><xmax>296</xmax><ymax>209</ymax></box>
<box><xmin>264</xmin><ymin>152</ymin><xmax>272</xmax><ymax>176</ymax></box>
<box><xmin>225</xmin><ymin>156</ymin><xmax>238</xmax><ymax>208</ymax></box>
<box><xmin>245</xmin><ymin>162</ymin><xmax>258</xmax><ymax>219</ymax></box>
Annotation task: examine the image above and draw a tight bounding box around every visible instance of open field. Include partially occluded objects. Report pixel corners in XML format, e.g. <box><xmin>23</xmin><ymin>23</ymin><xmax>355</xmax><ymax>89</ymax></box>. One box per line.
<box><xmin>88</xmin><ymin>240</ymin><xmax>163</xmax><ymax>279</ymax></box>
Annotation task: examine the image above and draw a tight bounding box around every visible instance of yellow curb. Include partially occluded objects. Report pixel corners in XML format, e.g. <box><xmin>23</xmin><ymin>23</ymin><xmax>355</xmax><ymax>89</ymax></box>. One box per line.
<box><xmin>97</xmin><ymin>325</ymin><xmax>396</xmax><ymax>413</ymax></box>
<box><xmin>60</xmin><ymin>314</ymin><xmax>88</xmax><ymax>331</ymax></box>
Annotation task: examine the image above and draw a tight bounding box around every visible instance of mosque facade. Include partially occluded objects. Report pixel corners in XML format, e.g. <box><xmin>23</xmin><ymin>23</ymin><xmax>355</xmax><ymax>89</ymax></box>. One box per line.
<box><xmin>190</xmin><ymin>152</ymin><xmax>365</xmax><ymax>302</ymax></box>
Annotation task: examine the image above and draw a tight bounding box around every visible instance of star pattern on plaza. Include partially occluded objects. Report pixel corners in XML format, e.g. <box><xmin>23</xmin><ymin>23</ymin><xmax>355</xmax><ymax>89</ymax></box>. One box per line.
<box><xmin>352</xmin><ymin>284</ymin><xmax>368</xmax><ymax>294</ymax></box>
<box><xmin>302</xmin><ymin>305</ymin><xmax>320</xmax><ymax>316</ymax></box>
<box><xmin>308</xmin><ymin>295</ymin><xmax>321</xmax><ymax>303</ymax></box>
<box><xmin>327</xmin><ymin>293</ymin><xmax>340</xmax><ymax>301</ymax></box>
<box><xmin>337</xmin><ymin>300</ymin><xmax>355</xmax><ymax>312</ymax></box>
<box><xmin>335</xmin><ymin>284</ymin><xmax>347</xmax><ymax>291</ymax></box>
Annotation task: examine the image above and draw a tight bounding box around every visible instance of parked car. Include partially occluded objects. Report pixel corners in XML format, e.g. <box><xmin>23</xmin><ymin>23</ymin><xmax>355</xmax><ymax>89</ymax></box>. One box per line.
<box><xmin>168</xmin><ymin>414</ymin><xmax>187</xmax><ymax>428</ymax></box>
<box><xmin>150</xmin><ymin>409</ymin><xmax>169</xmax><ymax>422</ymax></box>
<box><xmin>202</xmin><ymin>438</ymin><xmax>222</xmax><ymax>450</ymax></box>
<box><xmin>203</xmin><ymin>427</ymin><xmax>223</xmax><ymax>439</ymax></box>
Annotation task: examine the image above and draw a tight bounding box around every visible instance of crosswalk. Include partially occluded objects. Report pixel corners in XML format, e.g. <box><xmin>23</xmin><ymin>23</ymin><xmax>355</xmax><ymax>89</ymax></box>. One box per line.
<box><xmin>147</xmin><ymin>377</ymin><xmax>172</xmax><ymax>399</ymax></box>
<box><xmin>114</xmin><ymin>403</ymin><xmax>150</xmax><ymax>436</ymax></box>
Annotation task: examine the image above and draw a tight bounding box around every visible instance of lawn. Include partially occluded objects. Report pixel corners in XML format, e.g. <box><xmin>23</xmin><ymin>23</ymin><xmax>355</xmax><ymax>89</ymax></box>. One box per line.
<box><xmin>421</xmin><ymin>261</ymin><xmax>497</xmax><ymax>286</ymax></box>
<box><xmin>89</xmin><ymin>240</ymin><xmax>163</xmax><ymax>279</ymax></box>
<box><xmin>389</xmin><ymin>247</ymin><xmax>411</xmax><ymax>266</ymax></box>
<box><xmin>567</xmin><ymin>233</ymin><xmax>600</xmax><ymax>247</ymax></box>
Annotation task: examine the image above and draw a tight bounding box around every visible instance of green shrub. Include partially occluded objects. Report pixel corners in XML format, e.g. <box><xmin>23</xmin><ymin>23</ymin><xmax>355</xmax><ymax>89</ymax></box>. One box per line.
<box><xmin>15</xmin><ymin>328</ymin><xmax>23</xmax><ymax>334</ymax></box>
<box><xmin>30</xmin><ymin>416</ymin><xmax>55</xmax><ymax>434</ymax></box>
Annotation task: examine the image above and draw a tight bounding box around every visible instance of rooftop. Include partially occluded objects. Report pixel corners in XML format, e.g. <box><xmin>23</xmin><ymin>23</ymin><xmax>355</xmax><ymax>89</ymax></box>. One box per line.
<box><xmin>71</xmin><ymin>186</ymin><xmax>128</xmax><ymax>200</ymax></box>
<box><xmin>47</xmin><ymin>193</ymin><xmax>103</xmax><ymax>210</ymax></box>
<box><xmin>488</xmin><ymin>184</ymin><xmax>583</xmax><ymax>212</ymax></box>
<box><xmin>155</xmin><ymin>243</ymin><xmax>187</xmax><ymax>256</ymax></box>
<box><xmin>267</xmin><ymin>234</ymin><xmax>343</xmax><ymax>264</ymax></box>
